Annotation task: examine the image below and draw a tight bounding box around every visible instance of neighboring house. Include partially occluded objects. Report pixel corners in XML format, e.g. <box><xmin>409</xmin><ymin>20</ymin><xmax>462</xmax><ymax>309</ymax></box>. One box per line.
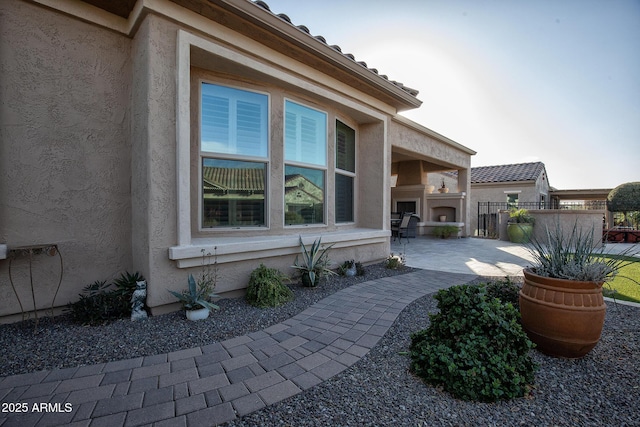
<box><xmin>437</xmin><ymin>162</ymin><xmax>550</xmax><ymax>236</ymax></box>
<box><xmin>0</xmin><ymin>0</ymin><xmax>475</xmax><ymax>321</ymax></box>
<box><xmin>471</xmin><ymin>162</ymin><xmax>550</xmax><ymax>237</ymax></box>
<box><xmin>472</xmin><ymin>162</ymin><xmax>550</xmax><ymax>205</ymax></box>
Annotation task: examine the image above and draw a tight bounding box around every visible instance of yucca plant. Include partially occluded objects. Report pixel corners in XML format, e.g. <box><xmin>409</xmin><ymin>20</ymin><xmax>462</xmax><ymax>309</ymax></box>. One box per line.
<box><xmin>292</xmin><ymin>236</ymin><xmax>337</xmax><ymax>287</ymax></box>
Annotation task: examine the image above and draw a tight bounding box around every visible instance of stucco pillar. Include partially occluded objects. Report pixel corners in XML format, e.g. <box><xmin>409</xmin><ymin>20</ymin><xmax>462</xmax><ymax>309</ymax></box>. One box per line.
<box><xmin>458</xmin><ymin>168</ymin><xmax>471</xmax><ymax>236</ymax></box>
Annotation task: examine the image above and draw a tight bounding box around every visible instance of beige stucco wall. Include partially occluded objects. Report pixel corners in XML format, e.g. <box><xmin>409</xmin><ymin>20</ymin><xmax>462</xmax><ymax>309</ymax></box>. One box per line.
<box><xmin>498</xmin><ymin>210</ymin><xmax>605</xmax><ymax>247</ymax></box>
<box><xmin>0</xmin><ymin>1</ymin><xmax>472</xmax><ymax>320</ymax></box>
<box><xmin>0</xmin><ymin>0</ymin><xmax>132</xmax><ymax>320</ymax></box>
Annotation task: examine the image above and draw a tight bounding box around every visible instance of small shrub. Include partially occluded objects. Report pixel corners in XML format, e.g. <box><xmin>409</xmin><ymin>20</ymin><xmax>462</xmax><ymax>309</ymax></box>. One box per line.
<box><xmin>246</xmin><ymin>264</ymin><xmax>293</xmax><ymax>308</ymax></box>
<box><xmin>66</xmin><ymin>271</ymin><xmax>146</xmax><ymax>325</ymax></box>
<box><xmin>385</xmin><ymin>253</ymin><xmax>405</xmax><ymax>270</ymax></box>
<box><xmin>485</xmin><ymin>278</ymin><xmax>521</xmax><ymax>311</ymax></box>
<box><xmin>508</xmin><ymin>208</ymin><xmax>535</xmax><ymax>224</ymax></box>
<box><xmin>111</xmin><ymin>271</ymin><xmax>146</xmax><ymax>315</ymax></box>
<box><xmin>409</xmin><ymin>284</ymin><xmax>537</xmax><ymax>402</ymax></box>
<box><xmin>337</xmin><ymin>260</ymin><xmax>365</xmax><ymax>276</ymax></box>
<box><xmin>432</xmin><ymin>225</ymin><xmax>459</xmax><ymax>239</ymax></box>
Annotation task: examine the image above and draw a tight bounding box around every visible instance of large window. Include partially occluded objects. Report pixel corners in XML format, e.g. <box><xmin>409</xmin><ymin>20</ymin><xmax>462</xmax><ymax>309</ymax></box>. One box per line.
<box><xmin>284</xmin><ymin>100</ymin><xmax>327</xmax><ymax>225</ymax></box>
<box><xmin>201</xmin><ymin>83</ymin><xmax>268</xmax><ymax>228</ymax></box>
<box><xmin>335</xmin><ymin>120</ymin><xmax>355</xmax><ymax>222</ymax></box>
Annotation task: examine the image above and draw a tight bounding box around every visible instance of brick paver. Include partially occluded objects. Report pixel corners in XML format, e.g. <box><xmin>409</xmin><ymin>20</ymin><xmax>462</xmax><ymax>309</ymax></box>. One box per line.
<box><xmin>0</xmin><ymin>269</ymin><xmax>476</xmax><ymax>426</ymax></box>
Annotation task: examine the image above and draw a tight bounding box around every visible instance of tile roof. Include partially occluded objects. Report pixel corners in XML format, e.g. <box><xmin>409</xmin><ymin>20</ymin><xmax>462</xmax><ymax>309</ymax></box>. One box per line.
<box><xmin>470</xmin><ymin>162</ymin><xmax>546</xmax><ymax>184</ymax></box>
<box><xmin>252</xmin><ymin>1</ymin><xmax>419</xmax><ymax>98</ymax></box>
<box><xmin>203</xmin><ymin>167</ymin><xmax>265</xmax><ymax>191</ymax></box>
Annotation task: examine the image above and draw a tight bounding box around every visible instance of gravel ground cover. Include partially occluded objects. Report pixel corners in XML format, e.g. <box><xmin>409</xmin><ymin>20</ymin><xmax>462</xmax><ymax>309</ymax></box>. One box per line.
<box><xmin>0</xmin><ymin>263</ymin><xmax>417</xmax><ymax>377</ymax></box>
<box><xmin>1</xmin><ymin>264</ymin><xmax>638</xmax><ymax>426</ymax></box>
<box><xmin>227</xmin><ymin>294</ymin><xmax>639</xmax><ymax>427</ymax></box>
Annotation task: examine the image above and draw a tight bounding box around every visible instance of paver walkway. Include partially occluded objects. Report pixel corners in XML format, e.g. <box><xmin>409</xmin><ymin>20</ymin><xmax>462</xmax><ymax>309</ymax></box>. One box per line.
<box><xmin>0</xmin><ymin>269</ymin><xmax>477</xmax><ymax>427</ymax></box>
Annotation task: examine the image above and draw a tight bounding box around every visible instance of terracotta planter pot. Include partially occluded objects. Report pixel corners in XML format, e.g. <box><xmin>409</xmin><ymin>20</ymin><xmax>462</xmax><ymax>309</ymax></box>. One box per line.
<box><xmin>519</xmin><ymin>268</ymin><xmax>606</xmax><ymax>358</ymax></box>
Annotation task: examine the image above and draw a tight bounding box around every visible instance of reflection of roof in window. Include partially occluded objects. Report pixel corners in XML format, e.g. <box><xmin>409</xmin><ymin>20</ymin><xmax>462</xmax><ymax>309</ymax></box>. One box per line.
<box><xmin>203</xmin><ymin>167</ymin><xmax>264</xmax><ymax>191</ymax></box>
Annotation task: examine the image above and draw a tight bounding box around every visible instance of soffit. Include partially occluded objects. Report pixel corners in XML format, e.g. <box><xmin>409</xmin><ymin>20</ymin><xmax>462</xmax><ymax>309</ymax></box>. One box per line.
<box><xmin>78</xmin><ymin>0</ymin><xmax>421</xmax><ymax>111</ymax></box>
<box><xmin>81</xmin><ymin>0</ymin><xmax>137</xmax><ymax>18</ymax></box>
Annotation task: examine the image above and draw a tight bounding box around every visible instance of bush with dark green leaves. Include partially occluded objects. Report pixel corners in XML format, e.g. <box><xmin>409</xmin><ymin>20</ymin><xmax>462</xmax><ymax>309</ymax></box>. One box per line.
<box><xmin>485</xmin><ymin>278</ymin><xmax>521</xmax><ymax>311</ymax></box>
<box><xmin>66</xmin><ymin>272</ymin><xmax>146</xmax><ymax>325</ymax></box>
<box><xmin>409</xmin><ymin>283</ymin><xmax>537</xmax><ymax>402</ymax></box>
<box><xmin>245</xmin><ymin>264</ymin><xmax>293</xmax><ymax>308</ymax></box>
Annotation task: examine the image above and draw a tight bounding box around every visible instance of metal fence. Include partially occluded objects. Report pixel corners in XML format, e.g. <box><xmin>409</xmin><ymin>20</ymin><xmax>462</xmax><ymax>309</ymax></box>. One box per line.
<box><xmin>476</xmin><ymin>201</ymin><xmax>608</xmax><ymax>238</ymax></box>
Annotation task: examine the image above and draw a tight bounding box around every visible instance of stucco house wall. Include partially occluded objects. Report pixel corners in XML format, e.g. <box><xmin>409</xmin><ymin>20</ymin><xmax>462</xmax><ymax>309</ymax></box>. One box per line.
<box><xmin>0</xmin><ymin>0</ymin><xmax>133</xmax><ymax>320</ymax></box>
<box><xmin>0</xmin><ymin>0</ymin><xmax>474</xmax><ymax>321</ymax></box>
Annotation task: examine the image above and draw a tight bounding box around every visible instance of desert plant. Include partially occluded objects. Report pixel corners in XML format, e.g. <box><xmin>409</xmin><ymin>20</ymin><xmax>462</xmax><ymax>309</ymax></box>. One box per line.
<box><xmin>111</xmin><ymin>271</ymin><xmax>146</xmax><ymax>314</ymax></box>
<box><xmin>409</xmin><ymin>284</ymin><xmax>537</xmax><ymax>402</ymax></box>
<box><xmin>66</xmin><ymin>271</ymin><xmax>146</xmax><ymax>325</ymax></box>
<box><xmin>168</xmin><ymin>274</ymin><xmax>219</xmax><ymax>312</ymax></box>
<box><xmin>168</xmin><ymin>248</ymin><xmax>220</xmax><ymax>312</ymax></box>
<box><xmin>527</xmin><ymin>221</ymin><xmax>636</xmax><ymax>282</ymax></box>
<box><xmin>508</xmin><ymin>208</ymin><xmax>535</xmax><ymax>224</ymax></box>
<box><xmin>292</xmin><ymin>237</ymin><xmax>337</xmax><ymax>287</ymax></box>
<box><xmin>245</xmin><ymin>264</ymin><xmax>293</xmax><ymax>308</ymax></box>
<box><xmin>432</xmin><ymin>225</ymin><xmax>459</xmax><ymax>239</ymax></box>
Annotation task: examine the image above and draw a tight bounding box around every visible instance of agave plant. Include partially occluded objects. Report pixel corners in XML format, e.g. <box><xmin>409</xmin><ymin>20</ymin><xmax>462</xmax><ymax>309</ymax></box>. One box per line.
<box><xmin>527</xmin><ymin>220</ymin><xmax>635</xmax><ymax>283</ymax></box>
<box><xmin>292</xmin><ymin>236</ymin><xmax>337</xmax><ymax>287</ymax></box>
<box><xmin>168</xmin><ymin>274</ymin><xmax>220</xmax><ymax>311</ymax></box>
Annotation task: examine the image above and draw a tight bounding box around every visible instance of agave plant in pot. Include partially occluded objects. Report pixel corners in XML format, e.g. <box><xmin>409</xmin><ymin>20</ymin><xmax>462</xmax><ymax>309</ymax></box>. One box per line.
<box><xmin>520</xmin><ymin>221</ymin><xmax>635</xmax><ymax>358</ymax></box>
<box><xmin>169</xmin><ymin>274</ymin><xmax>220</xmax><ymax>321</ymax></box>
<box><xmin>292</xmin><ymin>236</ymin><xmax>337</xmax><ymax>287</ymax></box>
<box><xmin>168</xmin><ymin>249</ymin><xmax>220</xmax><ymax>321</ymax></box>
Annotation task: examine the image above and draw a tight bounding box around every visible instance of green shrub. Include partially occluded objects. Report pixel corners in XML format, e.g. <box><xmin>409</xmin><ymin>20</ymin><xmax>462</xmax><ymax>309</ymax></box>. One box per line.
<box><xmin>485</xmin><ymin>278</ymin><xmax>521</xmax><ymax>311</ymax></box>
<box><xmin>409</xmin><ymin>284</ymin><xmax>537</xmax><ymax>402</ymax></box>
<box><xmin>432</xmin><ymin>225</ymin><xmax>459</xmax><ymax>238</ymax></box>
<box><xmin>111</xmin><ymin>271</ymin><xmax>146</xmax><ymax>315</ymax></box>
<box><xmin>245</xmin><ymin>264</ymin><xmax>293</xmax><ymax>308</ymax></box>
<box><xmin>66</xmin><ymin>271</ymin><xmax>146</xmax><ymax>325</ymax></box>
<box><xmin>385</xmin><ymin>253</ymin><xmax>405</xmax><ymax>270</ymax></box>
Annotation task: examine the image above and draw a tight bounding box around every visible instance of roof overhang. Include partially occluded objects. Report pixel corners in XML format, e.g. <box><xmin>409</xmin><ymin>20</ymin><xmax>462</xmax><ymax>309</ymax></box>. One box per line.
<box><xmin>550</xmin><ymin>188</ymin><xmax>613</xmax><ymax>200</ymax></box>
<box><xmin>59</xmin><ymin>0</ymin><xmax>422</xmax><ymax>112</ymax></box>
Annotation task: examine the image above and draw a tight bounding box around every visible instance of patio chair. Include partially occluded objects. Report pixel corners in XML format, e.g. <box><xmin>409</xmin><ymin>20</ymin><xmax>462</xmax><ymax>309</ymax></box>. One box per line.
<box><xmin>398</xmin><ymin>214</ymin><xmax>419</xmax><ymax>243</ymax></box>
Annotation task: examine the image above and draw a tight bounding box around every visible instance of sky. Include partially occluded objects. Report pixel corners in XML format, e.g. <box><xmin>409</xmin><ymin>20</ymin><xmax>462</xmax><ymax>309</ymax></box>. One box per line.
<box><xmin>263</xmin><ymin>0</ymin><xmax>640</xmax><ymax>190</ymax></box>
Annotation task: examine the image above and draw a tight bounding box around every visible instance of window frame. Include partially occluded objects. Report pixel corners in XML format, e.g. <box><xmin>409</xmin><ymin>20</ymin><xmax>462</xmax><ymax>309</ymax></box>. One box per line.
<box><xmin>199</xmin><ymin>80</ymin><xmax>271</xmax><ymax>231</ymax></box>
<box><xmin>283</xmin><ymin>98</ymin><xmax>328</xmax><ymax>227</ymax></box>
<box><xmin>335</xmin><ymin>119</ymin><xmax>356</xmax><ymax>224</ymax></box>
